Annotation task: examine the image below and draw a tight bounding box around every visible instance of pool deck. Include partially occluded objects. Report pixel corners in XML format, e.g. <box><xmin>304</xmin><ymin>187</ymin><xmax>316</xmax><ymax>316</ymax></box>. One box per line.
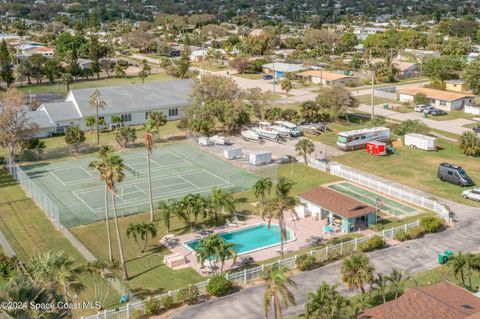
<box><xmin>164</xmin><ymin>214</ymin><xmax>368</xmax><ymax>275</ymax></box>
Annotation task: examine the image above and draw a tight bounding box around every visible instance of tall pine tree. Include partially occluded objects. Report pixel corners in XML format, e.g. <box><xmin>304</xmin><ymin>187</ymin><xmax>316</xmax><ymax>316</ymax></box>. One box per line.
<box><xmin>0</xmin><ymin>40</ymin><xmax>14</xmax><ymax>88</ymax></box>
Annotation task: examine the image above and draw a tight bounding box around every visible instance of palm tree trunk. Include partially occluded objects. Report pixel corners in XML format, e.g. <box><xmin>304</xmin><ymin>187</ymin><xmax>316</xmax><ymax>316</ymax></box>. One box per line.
<box><xmin>96</xmin><ymin>105</ymin><xmax>100</xmax><ymax>145</ymax></box>
<box><xmin>111</xmin><ymin>190</ymin><xmax>129</xmax><ymax>280</ymax></box>
<box><xmin>147</xmin><ymin>150</ymin><xmax>154</xmax><ymax>221</ymax></box>
<box><xmin>273</xmin><ymin>298</ymin><xmax>278</xmax><ymax>319</ymax></box>
<box><xmin>104</xmin><ymin>183</ymin><xmax>113</xmax><ymax>262</ymax></box>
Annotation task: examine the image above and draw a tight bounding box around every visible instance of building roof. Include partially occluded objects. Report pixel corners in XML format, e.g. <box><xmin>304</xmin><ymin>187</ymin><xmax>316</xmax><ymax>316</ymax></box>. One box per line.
<box><xmin>298</xmin><ymin>70</ymin><xmax>358</xmax><ymax>81</ymax></box>
<box><xmin>392</xmin><ymin>61</ymin><xmax>418</xmax><ymax>72</ymax></box>
<box><xmin>397</xmin><ymin>87</ymin><xmax>475</xmax><ymax>102</ymax></box>
<box><xmin>445</xmin><ymin>79</ymin><xmax>467</xmax><ymax>85</ymax></box>
<box><xmin>40</xmin><ymin>102</ymin><xmax>81</xmax><ymax>122</ymax></box>
<box><xmin>262</xmin><ymin>62</ymin><xmax>307</xmax><ymax>73</ymax></box>
<box><xmin>360</xmin><ymin>282</ymin><xmax>480</xmax><ymax>319</ymax></box>
<box><xmin>298</xmin><ymin>187</ymin><xmax>375</xmax><ymax>219</ymax></box>
<box><xmin>69</xmin><ymin>79</ymin><xmax>193</xmax><ymax>117</ymax></box>
<box><xmin>27</xmin><ymin>46</ymin><xmax>54</xmax><ymax>53</ymax></box>
<box><xmin>26</xmin><ymin>109</ymin><xmax>55</xmax><ymax>129</ymax></box>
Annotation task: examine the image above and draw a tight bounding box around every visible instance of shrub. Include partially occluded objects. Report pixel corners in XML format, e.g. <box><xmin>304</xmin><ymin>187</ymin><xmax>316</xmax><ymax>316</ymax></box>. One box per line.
<box><xmin>131</xmin><ymin>310</ymin><xmax>147</xmax><ymax>319</ymax></box>
<box><xmin>369</xmin><ymin>224</ymin><xmax>384</xmax><ymax>232</ymax></box>
<box><xmin>296</xmin><ymin>254</ymin><xmax>318</xmax><ymax>271</ymax></box>
<box><xmin>359</xmin><ymin>236</ymin><xmax>387</xmax><ymax>252</ymax></box>
<box><xmin>420</xmin><ymin>216</ymin><xmax>444</xmax><ymax>233</ymax></box>
<box><xmin>144</xmin><ymin>298</ymin><xmax>162</xmax><ymax>316</ymax></box>
<box><xmin>0</xmin><ymin>254</ymin><xmax>16</xmax><ymax>278</ymax></box>
<box><xmin>407</xmin><ymin>226</ymin><xmax>425</xmax><ymax>239</ymax></box>
<box><xmin>161</xmin><ymin>296</ymin><xmax>175</xmax><ymax>309</ymax></box>
<box><xmin>177</xmin><ymin>285</ymin><xmax>199</xmax><ymax>305</ymax></box>
<box><xmin>206</xmin><ymin>275</ymin><xmax>233</xmax><ymax>297</ymax></box>
<box><xmin>393</xmin><ymin>119</ymin><xmax>430</xmax><ymax>136</ymax></box>
<box><xmin>394</xmin><ymin>230</ymin><xmax>409</xmax><ymax>242</ymax></box>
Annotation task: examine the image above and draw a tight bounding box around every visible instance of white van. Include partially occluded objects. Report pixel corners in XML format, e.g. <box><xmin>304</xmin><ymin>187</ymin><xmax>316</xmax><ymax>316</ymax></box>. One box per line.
<box><xmin>273</xmin><ymin>121</ymin><xmax>301</xmax><ymax>137</ymax></box>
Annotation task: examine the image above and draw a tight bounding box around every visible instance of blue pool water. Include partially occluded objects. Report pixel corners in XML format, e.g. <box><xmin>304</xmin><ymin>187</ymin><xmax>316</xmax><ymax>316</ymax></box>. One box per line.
<box><xmin>185</xmin><ymin>223</ymin><xmax>293</xmax><ymax>255</ymax></box>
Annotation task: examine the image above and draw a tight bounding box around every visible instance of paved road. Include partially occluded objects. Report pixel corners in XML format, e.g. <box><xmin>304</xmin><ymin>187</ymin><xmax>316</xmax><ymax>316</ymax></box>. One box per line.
<box><xmin>171</xmin><ymin>186</ymin><xmax>480</xmax><ymax>319</ymax></box>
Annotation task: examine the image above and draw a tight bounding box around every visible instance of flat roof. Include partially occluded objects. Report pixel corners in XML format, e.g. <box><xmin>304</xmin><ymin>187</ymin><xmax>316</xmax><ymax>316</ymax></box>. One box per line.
<box><xmin>338</xmin><ymin>127</ymin><xmax>389</xmax><ymax>137</ymax></box>
<box><xmin>398</xmin><ymin>87</ymin><xmax>475</xmax><ymax>102</ymax></box>
<box><xmin>298</xmin><ymin>70</ymin><xmax>358</xmax><ymax>81</ymax></box>
<box><xmin>298</xmin><ymin>187</ymin><xmax>376</xmax><ymax>219</ymax></box>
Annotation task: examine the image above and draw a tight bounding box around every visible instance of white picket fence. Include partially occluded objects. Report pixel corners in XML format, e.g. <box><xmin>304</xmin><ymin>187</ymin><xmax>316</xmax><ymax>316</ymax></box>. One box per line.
<box><xmin>307</xmin><ymin>158</ymin><xmax>450</xmax><ymax>222</ymax></box>
<box><xmin>81</xmin><ymin>220</ymin><xmax>420</xmax><ymax>319</ymax></box>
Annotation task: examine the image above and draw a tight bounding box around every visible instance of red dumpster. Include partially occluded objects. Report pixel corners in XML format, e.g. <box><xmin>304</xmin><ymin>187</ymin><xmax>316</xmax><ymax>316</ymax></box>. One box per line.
<box><xmin>366</xmin><ymin>142</ymin><xmax>387</xmax><ymax>156</ymax></box>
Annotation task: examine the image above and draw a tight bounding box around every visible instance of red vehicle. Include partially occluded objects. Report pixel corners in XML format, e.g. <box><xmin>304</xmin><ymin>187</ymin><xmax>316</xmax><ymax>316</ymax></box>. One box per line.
<box><xmin>366</xmin><ymin>142</ymin><xmax>387</xmax><ymax>156</ymax></box>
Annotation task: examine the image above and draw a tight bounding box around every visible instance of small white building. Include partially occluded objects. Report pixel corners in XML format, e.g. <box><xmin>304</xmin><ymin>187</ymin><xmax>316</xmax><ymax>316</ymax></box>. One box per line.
<box><xmin>297</xmin><ymin>70</ymin><xmax>359</xmax><ymax>86</ymax></box>
<box><xmin>397</xmin><ymin>87</ymin><xmax>475</xmax><ymax>111</ymax></box>
<box><xmin>262</xmin><ymin>62</ymin><xmax>308</xmax><ymax>78</ymax></box>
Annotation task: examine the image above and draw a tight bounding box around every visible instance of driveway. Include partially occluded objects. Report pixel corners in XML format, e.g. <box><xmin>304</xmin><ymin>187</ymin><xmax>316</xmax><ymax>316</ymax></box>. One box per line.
<box><xmin>171</xmin><ymin>176</ymin><xmax>480</xmax><ymax>319</ymax></box>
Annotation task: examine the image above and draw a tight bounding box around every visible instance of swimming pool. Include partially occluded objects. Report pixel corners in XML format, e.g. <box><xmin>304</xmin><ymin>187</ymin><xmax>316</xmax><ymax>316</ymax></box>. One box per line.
<box><xmin>184</xmin><ymin>223</ymin><xmax>295</xmax><ymax>255</ymax></box>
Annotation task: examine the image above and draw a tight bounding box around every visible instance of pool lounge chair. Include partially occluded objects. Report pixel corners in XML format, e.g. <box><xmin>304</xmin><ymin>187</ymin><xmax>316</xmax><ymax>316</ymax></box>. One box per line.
<box><xmin>233</xmin><ymin>216</ymin><xmax>246</xmax><ymax>225</ymax></box>
<box><xmin>226</xmin><ymin>219</ymin><xmax>238</xmax><ymax>227</ymax></box>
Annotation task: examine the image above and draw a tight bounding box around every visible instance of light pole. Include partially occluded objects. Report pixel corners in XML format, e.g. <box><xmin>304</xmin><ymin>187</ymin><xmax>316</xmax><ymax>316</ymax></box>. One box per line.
<box><xmin>272</xmin><ymin>60</ymin><xmax>276</xmax><ymax>94</ymax></box>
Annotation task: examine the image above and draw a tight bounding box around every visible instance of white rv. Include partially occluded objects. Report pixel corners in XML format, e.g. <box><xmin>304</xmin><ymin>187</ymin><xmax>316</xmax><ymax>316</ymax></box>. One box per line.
<box><xmin>336</xmin><ymin>127</ymin><xmax>390</xmax><ymax>151</ymax></box>
<box><xmin>273</xmin><ymin>121</ymin><xmax>301</xmax><ymax>137</ymax></box>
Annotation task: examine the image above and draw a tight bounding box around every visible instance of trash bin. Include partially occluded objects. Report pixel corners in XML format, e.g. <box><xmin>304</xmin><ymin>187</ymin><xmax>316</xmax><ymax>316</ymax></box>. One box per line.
<box><xmin>445</xmin><ymin>250</ymin><xmax>453</xmax><ymax>259</ymax></box>
<box><xmin>383</xmin><ymin>103</ymin><xmax>388</xmax><ymax>109</ymax></box>
<box><xmin>424</xmin><ymin>112</ymin><xmax>428</xmax><ymax>118</ymax></box>
<box><xmin>438</xmin><ymin>253</ymin><xmax>446</xmax><ymax>265</ymax></box>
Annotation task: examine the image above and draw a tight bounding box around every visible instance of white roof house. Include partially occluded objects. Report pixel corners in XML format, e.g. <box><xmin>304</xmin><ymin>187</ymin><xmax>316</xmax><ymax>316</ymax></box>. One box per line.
<box><xmin>262</xmin><ymin>62</ymin><xmax>308</xmax><ymax>76</ymax></box>
<box><xmin>28</xmin><ymin>80</ymin><xmax>193</xmax><ymax>137</ymax></box>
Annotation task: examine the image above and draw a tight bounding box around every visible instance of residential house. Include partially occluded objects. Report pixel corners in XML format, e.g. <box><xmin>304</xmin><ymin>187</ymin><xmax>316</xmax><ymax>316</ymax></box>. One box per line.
<box><xmin>352</xmin><ymin>26</ymin><xmax>386</xmax><ymax>40</ymax></box>
<box><xmin>298</xmin><ymin>70</ymin><xmax>359</xmax><ymax>86</ymax></box>
<box><xmin>359</xmin><ymin>282</ymin><xmax>480</xmax><ymax>319</ymax></box>
<box><xmin>189</xmin><ymin>48</ymin><xmax>226</xmax><ymax>62</ymax></box>
<box><xmin>27</xmin><ymin>80</ymin><xmax>193</xmax><ymax>137</ymax></box>
<box><xmin>397</xmin><ymin>87</ymin><xmax>475</xmax><ymax>111</ymax></box>
<box><xmin>295</xmin><ymin>187</ymin><xmax>377</xmax><ymax>233</ymax></box>
<box><xmin>25</xmin><ymin>46</ymin><xmax>54</xmax><ymax>58</ymax></box>
<box><xmin>445</xmin><ymin>79</ymin><xmax>469</xmax><ymax>93</ymax></box>
<box><xmin>399</xmin><ymin>49</ymin><xmax>440</xmax><ymax>60</ymax></box>
<box><xmin>262</xmin><ymin>62</ymin><xmax>308</xmax><ymax>78</ymax></box>
<box><xmin>392</xmin><ymin>60</ymin><xmax>419</xmax><ymax>79</ymax></box>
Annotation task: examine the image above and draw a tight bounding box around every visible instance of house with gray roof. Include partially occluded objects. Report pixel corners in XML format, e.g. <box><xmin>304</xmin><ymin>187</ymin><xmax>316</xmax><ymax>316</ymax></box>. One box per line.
<box><xmin>262</xmin><ymin>62</ymin><xmax>309</xmax><ymax>78</ymax></box>
<box><xmin>29</xmin><ymin>79</ymin><xmax>193</xmax><ymax>137</ymax></box>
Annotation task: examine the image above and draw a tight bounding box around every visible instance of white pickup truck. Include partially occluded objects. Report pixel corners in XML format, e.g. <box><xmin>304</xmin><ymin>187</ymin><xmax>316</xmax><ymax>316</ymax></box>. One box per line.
<box><xmin>462</xmin><ymin>188</ymin><xmax>480</xmax><ymax>201</ymax></box>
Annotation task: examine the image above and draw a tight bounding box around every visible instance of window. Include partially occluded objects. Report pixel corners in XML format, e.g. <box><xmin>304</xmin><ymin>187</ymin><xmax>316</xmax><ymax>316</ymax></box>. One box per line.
<box><xmin>120</xmin><ymin>113</ymin><xmax>132</xmax><ymax>122</ymax></box>
<box><xmin>145</xmin><ymin>112</ymin><xmax>150</xmax><ymax>119</ymax></box>
<box><xmin>439</xmin><ymin>100</ymin><xmax>446</xmax><ymax>106</ymax></box>
<box><xmin>168</xmin><ymin>108</ymin><xmax>179</xmax><ymax>117</ymax></box>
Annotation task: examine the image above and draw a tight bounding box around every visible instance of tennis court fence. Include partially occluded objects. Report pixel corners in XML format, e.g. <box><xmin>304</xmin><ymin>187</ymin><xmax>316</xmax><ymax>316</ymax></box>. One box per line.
<box><xmin>5</xmin><ymin>156</ymin><xmax>64</xmax><ymax>229</ymax></box>
<box><xmin>81</xmin><ymin>220</ymin><xmax>420</xmax><ymax>319</ymax></box>
<box><xmin>308</xmin><ymin>158</ymin><xmax>450</xmax><ymax>222</ymax></box>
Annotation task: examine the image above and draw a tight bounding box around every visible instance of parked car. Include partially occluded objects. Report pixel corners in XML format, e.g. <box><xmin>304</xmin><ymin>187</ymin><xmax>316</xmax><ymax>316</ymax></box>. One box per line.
<box><xmin>421</xmin><ymin>106</ymin><xmax>435</xmax><ymax>114</ymax></box>
<box><xmin>414</xmin><ymin>104</ymin><xmax>428</xmax><ymax>112</ymax></box>
<box><xmin>438</xmin><ymin>163</ymin><xmax>474</xmax><ymax>186</ymax></box>
<box><xmin>263</xmin><ymin>74</ymin><xmax>273</xmax><ymax>80</ymax></box>
<box><xmin>462</xmin><ymin>188</ymin><xmax>480</xmax><ymax>201</ymax></box>
<box><xmin>472</xmin><ymin>125</ymin><xmax>480</xmax><ymax>133</ymax></box>
<box><xmin>430</xmin><ymin>109</ymin><xmax>448</xmax><ymax>116</ymax></box>
<box><xmin>275</xmin><ymin>155</ymin><xmax>297</xmax><ymax>164</ymax></box>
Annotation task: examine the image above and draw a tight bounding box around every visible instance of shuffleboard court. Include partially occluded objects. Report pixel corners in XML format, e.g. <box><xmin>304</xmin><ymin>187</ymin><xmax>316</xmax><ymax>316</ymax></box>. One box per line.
<box><xmin>22</xmin><ymin>144</ymin><xmax>258</xmax><ymax>228</ymax></box>
<box><xmin>328</xmin><ymin>182</ymin><xmax>417</xmax><ymax>217</ymax></box>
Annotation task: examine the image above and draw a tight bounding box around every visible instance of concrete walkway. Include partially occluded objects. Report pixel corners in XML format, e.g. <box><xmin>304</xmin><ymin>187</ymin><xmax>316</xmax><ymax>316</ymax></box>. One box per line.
<box><xmin>171</xmin><ymin>175</ymin><xmax>480</xmax><ymax>319</ymax></box>
<box><xmin>0</xmin><ymin>229</ymin><xmax>16</xmax><ymax>257</ymax></box>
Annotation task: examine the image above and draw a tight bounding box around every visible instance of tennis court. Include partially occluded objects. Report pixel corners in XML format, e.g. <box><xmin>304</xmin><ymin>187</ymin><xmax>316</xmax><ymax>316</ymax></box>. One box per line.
<box><xmin>22</xmin><ymin>144</ymin><xmax>258</xmax><ymax>228</ymax></box>
<box><xmin>328</xmin><ymin>182</ymin><xmax>417</xmax><ymax>217</ymax></box>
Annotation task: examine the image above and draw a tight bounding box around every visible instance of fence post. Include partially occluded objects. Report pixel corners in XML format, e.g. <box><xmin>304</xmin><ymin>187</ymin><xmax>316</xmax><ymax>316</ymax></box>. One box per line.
<box><xmin>261</xmin><ymin>264</ymin><xmax>265</xmax><ymax>275</ymax></box>
<box><xmin>309</xmin><ymin>250</ymin><xmax>313</xmax><ymax>256</ymax></box>
<box><xmin>244</xmin><ymin>268</ymin><xmax>247</xmax><ymax>284</ymax></box>
<box><xmin>340</xmin><ymin>242</ymin><xmax>344</xmax><ymax>255</ymax></box>
<box><xmin>404</xmin><ymin>223</ymin><xmax>407</xmax><ymax>232</ymax></box>
<box><xmin>417</xmin><ymin>220</ymin><xmax>420</xmax><ymax>227</ymax></box>
<box><xmin>225</xmin><ymin>273</ymin><xmax>229</xmax><ymax>281</ymax></box>
<box><xmin>103</xmin><ymin>310</ymin><xmax>107</xmax><ymax>319</ymax></box>
<box><xmin>382</xmin><ymin>230</ymin><xmax>385</xmax><ymax>238</ymax></box>
<box><xmin>354</xmin><ymin>238</ymin><xmax>358</xmax><ymax>251</ymax></box>
<box><xmin>369</xmin><ymin>233</ymin><xmax>372</xmax><ymax>239</ymax></box>
<box><xmin>126</xmin><ymin>304</ymin><xmax>130</xmax><ymax>318</ymax></box>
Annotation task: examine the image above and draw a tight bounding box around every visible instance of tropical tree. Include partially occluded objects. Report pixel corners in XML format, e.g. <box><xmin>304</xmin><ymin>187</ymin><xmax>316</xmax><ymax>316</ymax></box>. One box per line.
<box><xmin>148</xmin><ymin>111</ymin><xmax>168</xmax><ymax>140</ymax></box>
<box><xmin>114</xmin><ymin>126</ymin><xmax>137</xmax><ymax>148</ymax></box>
<box><xmin>209</xmin><ymin>187</ymin><xmax>235</xmax><ymax>221</ymax></box>
<box><xmin>104</xmin><ymin>151</ymin><xmax>129</xmax><ymax>280</ymax></box>
<box><xmin>179</xmin><ymin>194</ymin><xmax>207</xmax><ymax>231</ymax></box>
<box><xmin>144</xmin><ymin>118</ymin><xmax>157</xmax><ymax>221</ymax></box>
<box><xmin>264</xmin><ymin>178</ymin><xmax>298</xmax><ymax>258</ymax></box>
<box><xmin>196</xmin><ymin>234</ymin><xmax>221</xmax><ymax>273</ymax></box>
<box><xmin>138</xmin><ymin>69</ymin><xmax>148</xmax><ymax>83</ymax></box>
<box><xmin>126</xmin><ymin>223</ymin><xmax>143</xmax><ymax>253</ymax></box>
<box><xmin>89</xmin><ymin>145</ymin><xmax>115</xmax><ymax>262</ymax></box>
<box><xmin>459</xmin><ymin>131</ymin><xmax>480</xmax><ymax>156</ymax></box>
<box><xmin>253</xmin><ymin>177</ymin><xmax>273</xmax><ymax>215</ymax></box>
<box><xmin>217</xmin><ymin>239</ymin><xmax>237</xmax><ymax>274</ymax></box>
<box><xmin>295</xmin><ymin>139</ymin><xmax>315</xmax><ymax>166</ymax></box>
<box><xmin>340</xmin><ymin>251</ymin><xmax>374</xmax><ymax>294</ymax></box>
<box><xmin>85</xmin><ymin>116</ymin><xmax>96</xmax><ymax>132</ymax></box>
<box><xmin>387</xmin><ymin>268</ymin><xmax>409</xmax><ymax>299</ymax></box>
<box><xmin>61</xmin><ymin>72</ymin><xmax>74</xmax><ymax>92</ymax></box>
<box><xmin>0</xmin><ymin>39</ymin><xmax>14</xmax><ymax>88</ymax></box>
<box><xmin>449</xmin><ymin>252</ymin><xmax>468</xmax><ymax>287</ymax></box>
<box><xmin>371</xmin><ymin>273</ymin><xmax>389</xmax><ymax>304</ymax></box>
<box><xmin>89</xmin><ymin>89</ymin><xmax>106</xmax><ymax>145</ymax></box>
<box><xmin>64</xmin><ymin>126</ymin><xmax>86</xmax><ymax>152</ymax></box>
<box><xmin>305</xmin><ymin>282</ymin><xmax>349</xmax><ymax>319</ymax></box>
<box><xmin>281</xmin><ymin>78</ymin><xmax>292</xmax><ymax>99</ymax></box>
<box><xmin>127</xmin><ymin>222</ymin><xmax>157</xmax><ymax>253</ymax></box>
<box><xmin>263</xmin><ymin>264</ymin><xmax>296</xmax><ymax>319</ymax></box>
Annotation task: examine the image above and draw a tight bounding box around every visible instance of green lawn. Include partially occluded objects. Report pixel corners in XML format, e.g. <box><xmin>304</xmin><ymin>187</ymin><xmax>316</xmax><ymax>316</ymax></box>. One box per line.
<box><xmin>17</xmin><ymin>72</ymin><xmax>174</xmax><ymax>97</ymax></box>
<box><xmin>427</xmin><ymin>110</ymin><xmax>476</xmax><ymax>121</ymax></box>
<box><xmin>234</xmin><ymin>73</ymin><xmax>264</xmax><ymax>80</ymax></box>
<box><xmin>332</xmin><ymin>138</ymin><xmax>480</xmax><ymax>207</ymax></box>
<box><xmin>0</xmin><ymin>169</ymin><xmax>120</xmax><ymax>315</ymax></box>
<box><xmin>355</xmin><ymin>94</ymin><xmax>398</xmax><ymax>107</ymax></box>
<box><xmin>191</xmin><ymin>61</ymin><xmax>229</xmax><ymax>72</ymax></box>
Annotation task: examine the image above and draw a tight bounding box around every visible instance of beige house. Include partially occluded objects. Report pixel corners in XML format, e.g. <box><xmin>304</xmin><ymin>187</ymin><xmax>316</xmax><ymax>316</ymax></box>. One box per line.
<box><xmin>298</xmin><ymin>70</ymin><xmax>359</xmax><ymax>86</ymax></box>
<box><xmin>444</xmin><ymin>79</ymin><xmax>469</xmax><ymax>93</ymax></box>
<box><xmin>398</xmin><ymin>87</ymin><xmax>475</xmax><ymax>111</ymax></box>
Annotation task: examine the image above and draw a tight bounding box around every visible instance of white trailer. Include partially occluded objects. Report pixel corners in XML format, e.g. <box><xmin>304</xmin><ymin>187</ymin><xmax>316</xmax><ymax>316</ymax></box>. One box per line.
<box><xmin>224</xmin><ymin>147</ymin><xmax>242</xmax><ymax>160</ymax></box>
<box><xmin>198</xmin><ymin>136</ymin><xmax>213</xmax><ymax>146</ymax></box>
<box><xmin>404</xmin><ymin>133</ymin><xmax>437</xmax><ymax>151</ymax></box>
<box><xmin>336</xmin><ymin>127</ymin><xmax>390</xmax><ymax>151</ymax></box>
<box><xmin>249</xmin><ymin>151</ymin><xmax>272</xmax><ymax>166</ymax></box>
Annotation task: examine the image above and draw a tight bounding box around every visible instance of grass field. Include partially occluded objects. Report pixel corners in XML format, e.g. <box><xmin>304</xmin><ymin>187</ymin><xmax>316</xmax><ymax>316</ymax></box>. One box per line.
<box><xmin>332</xmin><ymin>138</ymin><xmax>480</xmax><ymax>207</ymax></box>
<box><xmin>234</xmin><ymin>73</ymin><xmax>264</xmax><ymax>80</ymax></box>
<box><xmin>191</xmin><ymin>61</ymin><xmax>230</xmax><ymax>72</ymax></box>
<box><xmin>0</xmin><ymin>169</ymin><xmax>120</xmax><ymax>315</ymax></box>
<box><xmin>17</xmin><ymin>73</ymin><xmax>173</xmax><ymax>97</ymax></box>
<box><xmin>427</xmin><ymin>110</ymin><xmax>476</xmax><ymax>121</ymax></box>
<box><xmin>355</xmin><ymin>94</ymin><xmax>398</xmax><ymax>106</ymax></box>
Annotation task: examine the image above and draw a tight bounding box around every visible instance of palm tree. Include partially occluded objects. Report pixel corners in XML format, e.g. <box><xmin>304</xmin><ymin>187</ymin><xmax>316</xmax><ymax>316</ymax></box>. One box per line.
<box><xmin>148</xmin><ymin>111</ymin><xmax>167</xmax><ymax>140</ymax></box>
<box><xmin>104</xmin><ymin>151</ymin><xmax>129</xmax><ymax>280</ymax></box>
<box><xmin>465</xmin><ymin>253</ymin><xmax>480</xmax><ymax>289</ymax></box>
<box><xmin>210</xmin><ymin>187</ymin><xmax>235</xmax><ymax>221</ymax></box>
<box><xmin>144</xmin><ymin>118</ymin><xmax>157</xmax><ymax>222</ymax></box>
<box><xmin>340</xmin><ymin>251</ymin><xmax>374</xmax><ymax>294</ymax></box>
<box><xmin>263</xmin><ymin>264</ymin><xmax>296</xmax><ymax>319</ymax></box>
<box><xmin>386</xmin><ymin>268</ymin><xmax>409</xmax><ymax>300</ymax></box>
<box><xmin>459</xmin><ymin>131</ymin><xmax>480</xmax><ymax>156</ymax></box>
<box><xmin>139</xmin><ymin>222</ymin><xmax>157</xmax><ymax>253</ymax></box>
<box><xmin>253</xmin><ymin>177</ymin><xmax>273</xmax><ymax>215</ymax></box>
<box><xmin>305</xmin><ymin>281</ymin><xmax>348</xmax><ymax>319</ymax></box>
<box><xmin>449</xmin><ymin>252</ymin><xmax>467</xmax><ymax>287</ymax></box>
<box><xmin>281</xmin><ymin>78</ymin><xmax>292</xmax><ymax>99</ymax></box>
<box><xmin>295</xmin><ymin>138</ymin><xmax>315</xmax><ymax>166</ymax></box>
<box><xmin>264</xmin><ymin>178</ymin><xmax>298</xmax><ymax>259</ymax></box>
<box><xmin>196</xmin><ymin>234</ymin><xmax>220</xmax><ymax>273</ymax></box>
<box><xmin>89</xmin><ymin>145</ymin><xmax>115</xmax><ymax>262</ymax></box>
<box><xmin>85</xmin><ymin>115</ymin><xmax>96</xmax><ymax>133</ymax></box>
<box><xmin>126</xmin><ymin>223</ymin><xmax>143</xmax><ymax>253</ymax></box>
<box><xmin>371</xmin><ymin>273</ymin><xmax>389</xmax><ymax>304</ymax></box>
<box><xmin>217</xmin><ymin>239</ymin><xmax>237</xmax><ymax>274</ymax></box>
<box><xmin>180</xmin><ymin>194</ymin><xmax>207</xmax><ymax>231</ymax></box>
<box><xmin>88</xmin><ymin>88</ymin><xmax>106</xmax><ymax>145</ymax></box>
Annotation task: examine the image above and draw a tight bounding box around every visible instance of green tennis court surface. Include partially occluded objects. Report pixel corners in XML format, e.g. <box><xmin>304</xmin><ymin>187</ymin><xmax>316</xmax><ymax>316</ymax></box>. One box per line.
<box><xmin>329</xmin><ymin>182</ymin><xmax>416</xmax><ymax>217</ymax></box>
<box><xmin>22</xmin><ymin>144</ymin><xmax>258</xmax><ymax>228</ymax></box>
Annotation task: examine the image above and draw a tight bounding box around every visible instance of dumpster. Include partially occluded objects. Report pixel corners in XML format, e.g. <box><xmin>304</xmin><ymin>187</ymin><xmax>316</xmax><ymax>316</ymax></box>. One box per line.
<box><xmin>438</xmin><ymin>253</ymin><xmax>447</xmax><ymax>265</ymax></box>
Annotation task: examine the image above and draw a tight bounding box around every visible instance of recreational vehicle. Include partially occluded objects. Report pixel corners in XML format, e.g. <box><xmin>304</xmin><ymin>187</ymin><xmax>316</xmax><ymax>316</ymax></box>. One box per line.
<box><xmin>336</xmin><ymin>127</ymin><xmax>390</xmax><ymax>151</ymax></box>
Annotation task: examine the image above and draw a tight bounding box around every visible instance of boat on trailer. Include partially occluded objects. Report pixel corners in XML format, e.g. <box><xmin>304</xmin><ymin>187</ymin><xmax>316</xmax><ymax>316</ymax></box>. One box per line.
<box><xmin>241</xmin><ymin>129</ymin><xmax>260</xmax><ymax>141</ymax></box>
<box><xmin>253</xmin><ymin>122</ymin><xmax>279</xmax><ymax>140</ymax></box>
